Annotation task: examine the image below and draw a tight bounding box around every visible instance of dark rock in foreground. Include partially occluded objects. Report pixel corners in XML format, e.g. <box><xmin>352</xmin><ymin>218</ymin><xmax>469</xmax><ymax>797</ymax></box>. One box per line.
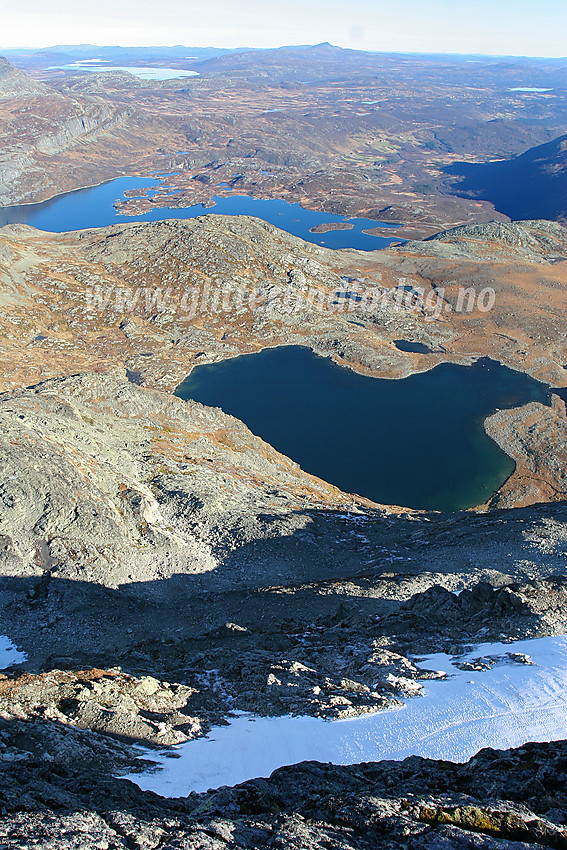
<box><xmin>1</xmin><ymin>721</ymin><xmax>566</xmax><ymax>849</ymax></box>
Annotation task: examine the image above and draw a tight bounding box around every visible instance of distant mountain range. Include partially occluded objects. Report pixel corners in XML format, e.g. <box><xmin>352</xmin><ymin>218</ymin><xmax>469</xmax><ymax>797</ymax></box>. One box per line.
<box><xmin>0</xmin><ymin>44</ymin><xmax>240</xmax><ymax>69</ymax></box>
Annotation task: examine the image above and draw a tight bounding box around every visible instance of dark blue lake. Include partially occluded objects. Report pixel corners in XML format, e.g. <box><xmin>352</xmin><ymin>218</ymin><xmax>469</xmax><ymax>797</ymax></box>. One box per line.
<box><xmin>175</xmin><ymin>346</ymin><xmax>551</xmax><ymax>511</ymax></box>
<box><xmin>0</xmin><ymin>176</ymin><xmax>397</xmax><ymax>250</ymax></box>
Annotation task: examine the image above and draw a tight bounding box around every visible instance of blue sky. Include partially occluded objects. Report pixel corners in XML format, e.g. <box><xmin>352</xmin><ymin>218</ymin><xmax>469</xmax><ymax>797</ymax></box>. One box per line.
<box><xmin>2</xmin><ymin>0</ymin><xmax>566</xmax><ymax>57</ymax></box>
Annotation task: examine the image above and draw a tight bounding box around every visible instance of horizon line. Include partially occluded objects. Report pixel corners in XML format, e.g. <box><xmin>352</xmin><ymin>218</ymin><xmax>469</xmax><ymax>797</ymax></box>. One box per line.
<box><xmin>1</xmin><ymin>42</ymin><xmax>567</xmax><ymax>61</ymax></box>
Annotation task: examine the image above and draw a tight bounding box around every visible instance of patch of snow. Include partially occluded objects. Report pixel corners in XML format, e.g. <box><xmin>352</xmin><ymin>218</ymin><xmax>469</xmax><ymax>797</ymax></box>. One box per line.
<box><xmin>125</xmin><ymin>635</ymin><xmax>567</xmax><ymax>797</ymax></box>
<box><xmin>335</xmin><ymin>513</ymin><xmax>372</xmax><ymax>525</ymax></box>
<box><xmin>0</xmin><ymin>635</ymin><xmax>26</xmax><ymax>669</ymax></box>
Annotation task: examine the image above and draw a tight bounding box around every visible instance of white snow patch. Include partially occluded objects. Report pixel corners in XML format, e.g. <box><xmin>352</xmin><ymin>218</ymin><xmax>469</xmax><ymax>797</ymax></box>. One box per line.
<box><xmin>0</xmin><ymin>635</ymin><xmax>26</xmax><ymax>669</ymax></box>
<box><xmin>125</xmin><ymin>635</ymin><xmax>567</xmax><ymax>797</ymax></box>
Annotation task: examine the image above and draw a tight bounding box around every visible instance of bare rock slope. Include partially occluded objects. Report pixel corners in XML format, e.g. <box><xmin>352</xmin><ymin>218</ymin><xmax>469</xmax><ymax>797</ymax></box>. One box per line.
<box><xmin>0</xmin><ymin>372</ymin><xmax>369</xmax><ymax>590</ymax></box>
<box><xmin>0</xmin><ymin>58</ymin><xmax>132</xmax><ymax>205</ymax></box>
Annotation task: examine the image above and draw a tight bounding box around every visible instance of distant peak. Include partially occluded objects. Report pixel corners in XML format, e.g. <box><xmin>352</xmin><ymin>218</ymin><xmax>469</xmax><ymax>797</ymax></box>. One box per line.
<box><xmin>311</xmin><ymin>42</ymin><xmax>340</xmax><ymax>51</ymax></box>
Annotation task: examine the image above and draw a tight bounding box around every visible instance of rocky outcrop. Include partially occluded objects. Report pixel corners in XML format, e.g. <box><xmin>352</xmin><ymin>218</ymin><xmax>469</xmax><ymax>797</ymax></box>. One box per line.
<box><xmin>389</xmin><ymin>577</ymin><xmax>567</xmax><ymax>647</ymax></box>
<box><xmin>0</xmin><ymin>58</ymin><xmax>133</xmax><ymax>205</ymax></box>
<box><xmin>0</xmin><ymin>668</ymin><xmax>202</xmax><ymax>745</ymax></box>
<box><xmin>0</xmin><ymin>725</ymin><xmax>566</xmax><ymax>849</ymax></box>
<box><xmin>0</xmin><ymin>372</ymin><xmax>370</xmax><ymax>590</ymax></box>
<box><xmin>397</xmin><ymin>219</ymin><xmax>567</xmax><ymax>262</ymax></box>
<box><xmin>33</xmin><ymin>105</ymin><xmax>123</xmax><ymax>155</ymax></box>
<box><xmin>0</xmin><ymin>57</ymin><xmax>49</xmax><ymax>99</ymax></box>
<box><xmin>485</xmin><ymin>395</ymin><xmax>567</xmax><ymax>508</ymax></box>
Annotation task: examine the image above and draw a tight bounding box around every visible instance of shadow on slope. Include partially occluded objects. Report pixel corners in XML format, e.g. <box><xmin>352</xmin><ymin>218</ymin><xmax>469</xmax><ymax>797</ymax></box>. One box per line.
<box><xmin>444</xmin><ymin>133</ymin><xmax>567</xmax><ymax>222</ymax></box>
<box><xmin>0</xmin><ymin>501</ymin><xmax>566</xmax><ymax>678</ymax></box>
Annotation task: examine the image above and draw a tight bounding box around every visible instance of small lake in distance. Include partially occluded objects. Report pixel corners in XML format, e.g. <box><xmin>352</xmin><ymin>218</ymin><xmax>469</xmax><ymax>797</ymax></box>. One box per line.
<box><xmin>175</xmin><ymin>346</ymin><xmax>551</xmax><ymax>511</ymax></box>
<box><xmin>0</xmin><ymin>176</ymin><xmax>397</xmax><ymax>250</ymax></box>
<box><xmin>49</xmin><ymin>64</ymin><xmax>200</xmax><ymax>80</ymax></box>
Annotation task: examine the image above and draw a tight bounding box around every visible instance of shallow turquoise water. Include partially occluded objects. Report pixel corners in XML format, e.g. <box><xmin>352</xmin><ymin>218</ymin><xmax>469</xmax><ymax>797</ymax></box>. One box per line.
<box><xmin>0</xmin><ymin>176</ymin><xmax>397</xmax><ymax>250</ymax></box>
<box><xmin>175</xmin><ymin>346</ymin><xmax>551</xmax><ymax>511</ymax></box>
